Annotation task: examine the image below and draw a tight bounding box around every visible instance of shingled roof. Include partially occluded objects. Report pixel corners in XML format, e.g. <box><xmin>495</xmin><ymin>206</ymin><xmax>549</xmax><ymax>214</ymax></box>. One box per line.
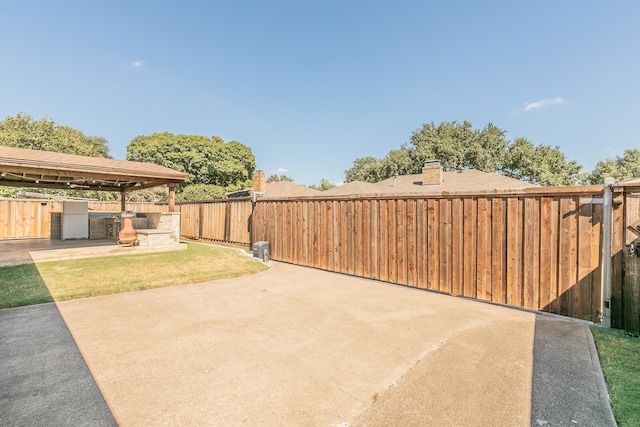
<box><xmin>0</xmin><ymin>145</ymin><xmax>188</xmax><ymax>192</ymax></box>
<box><xmin>322</xmin><ymin>180</ymin><xmax>380</xmax><ymax>196</ymax></box>
<box><xmin>227</xmin><ymin>181</ymin><xmax>322</xmax><ymax>199</ymax></box>
<box><xmin>371</xmin><ymin>169</ymin><xmax>537</xmax><ymax>194</ymax></box>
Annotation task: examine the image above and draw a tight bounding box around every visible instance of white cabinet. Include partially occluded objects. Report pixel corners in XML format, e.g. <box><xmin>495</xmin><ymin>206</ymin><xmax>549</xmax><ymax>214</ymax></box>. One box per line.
<box><xmin>61</xmin><ymin>201</ymin><xmax>89</xmax><ymax>240</ymax></box>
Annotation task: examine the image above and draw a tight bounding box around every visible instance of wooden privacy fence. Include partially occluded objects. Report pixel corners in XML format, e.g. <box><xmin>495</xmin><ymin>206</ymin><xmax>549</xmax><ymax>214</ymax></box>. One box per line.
<box><xmin>251</xmin><ymin>187</ymin><xmax>605</xmax><ymax>322</ymax></box>
<box><xmin>0</xmin><ymin>199</ymin><xmax>168</xmax><ymax>239</ymax></box>
<box><xmin>0</xmin><ymin>199</ymin><xmax>53</xmax><ymax>239</ymax></box>
<box><xmin>178</xmin><ymin>199</ymin><xmax>252</xmax><ymax>245</ymax></box>
<box><xmin>1</xmin><ymin>188</ymin><xmax>617</xmax><ymax>327</ymax></box>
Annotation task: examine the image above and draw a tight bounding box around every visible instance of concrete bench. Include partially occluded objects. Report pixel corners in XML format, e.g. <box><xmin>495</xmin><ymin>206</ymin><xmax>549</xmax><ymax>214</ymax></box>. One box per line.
<box><xmin>136</xmin><ymin>229</ymin><xmax>177</xmax><ymax>247</ymax></box>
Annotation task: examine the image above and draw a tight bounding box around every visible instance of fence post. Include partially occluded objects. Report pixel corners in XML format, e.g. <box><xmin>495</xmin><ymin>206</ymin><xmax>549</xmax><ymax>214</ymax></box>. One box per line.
<box><xmin>198</xmin><ymin>203</ymin><xmax>204</xmax><ymax>240</ymax></box>
<box><xmin>602</xmin><ymin>177</ymin><xmax>615</xmax><ymax>329</ymax></box>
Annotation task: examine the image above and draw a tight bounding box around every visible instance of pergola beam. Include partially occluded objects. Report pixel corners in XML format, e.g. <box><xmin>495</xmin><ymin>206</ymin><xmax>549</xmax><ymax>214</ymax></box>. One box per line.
<box><xmin>0</xmin><ymin>146</ymin><xmax>188</xmax><ymax>196</ymax></box>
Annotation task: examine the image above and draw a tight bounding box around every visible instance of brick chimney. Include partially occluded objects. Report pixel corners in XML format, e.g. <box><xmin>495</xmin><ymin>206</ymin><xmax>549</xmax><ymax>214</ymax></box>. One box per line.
<box><xmin>253</xmin><ymin>170</ymin><xmax>266</xmax><ymax>193</ymax></box>
<box><xmin>422</xmin><ymin>161</ymin><xmax>443</xmax><ymax>185</ymax></box>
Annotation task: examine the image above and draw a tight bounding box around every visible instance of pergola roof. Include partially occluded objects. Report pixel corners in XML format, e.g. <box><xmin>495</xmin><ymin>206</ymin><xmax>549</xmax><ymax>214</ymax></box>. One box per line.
<box><xmin>0</xmin><ymin>145</ymin><xmax>188</xmax><ymax>192</ymax></box>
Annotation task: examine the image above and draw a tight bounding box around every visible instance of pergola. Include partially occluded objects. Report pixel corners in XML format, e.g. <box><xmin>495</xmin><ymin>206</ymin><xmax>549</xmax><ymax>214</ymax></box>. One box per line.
<box><xmin>0</xmin><ymin>145</ymin><xmax>188</xmax><ymax>211</ymax></box>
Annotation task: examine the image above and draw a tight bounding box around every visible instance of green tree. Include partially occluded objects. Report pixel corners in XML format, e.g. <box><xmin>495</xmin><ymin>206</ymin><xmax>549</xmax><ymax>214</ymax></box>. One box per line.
<box><xmin>266</xmin><ymin>174</ymin><xmax>294</xmax><ymax>183</ymax></box>
<box><xmin>124</xmin><ymin>188</ymin><xmax>167</xmax><ymax>203</ymax></box>
<box><xmin>409</xmin><ymin>121</ymin><xmax>475</xmax><ymax>171</ymax></box>
<box><xmin>177</xmin><ymin>184</ymin><xmax>227</xmax><ymax>201</ymax></box>
<box><xmin>126</xmin><ymin>133</ymin><xmax>255</xmax><ymax>189</ymax></box>
<box><xmin>0</xmin><ymin>113</ymin><xmax>112</xmax><ymax>198</ymax></box>
<box><xmin>345</xmin><ymin>121</ymin><xmax>582</xmax><ymax>186</ymax></box>
<box><xmin>409</xmin><ymin>121</ymin><xmax>509</xmax><ymax>173</ymax></box>
<box><xmin>467</xmin><ymin>123</ymin><xmax>509</xmax><ymax>173</ymax></box>
<box><xmin>0</xmin><ymin>113</ymin><xmax>110</xmax><ymax>157</ymax></box>
<box><xmin>309</xmin><ymin>178</ymin><xmax>336</xmax><ymax>191</ymax></box>
<box><xmin>379</xmin><ymin>148</ymin><xmax>416</xmax><ymax>178</ymax></box>
<box><xmin>583</xmin><ymin>149</ymin><xmax>640</xmax><ymax>184</ymax></box>
<box><xmin>224</xmin><ymin>178</ymin><xmax>254</xmax><ymax>192</ymax></box>
<box><xmin>503</xmin><ymin>138</ymin><xmax>581</xmax><ymax>186</ymax></box>
<box><xmin>344</xmin><ymin>156</ymin><xmax>383</xmax><ymax>183</ymax></box>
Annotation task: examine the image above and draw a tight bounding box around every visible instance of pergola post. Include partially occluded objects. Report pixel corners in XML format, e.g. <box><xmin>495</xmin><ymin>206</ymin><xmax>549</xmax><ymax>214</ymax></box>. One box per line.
<box><xmin>121</xmin><ymin>190</ymin><xmax>126</xmax><ymax>212</ymax></box>
<box><xmin>168</xmin><ymin>184</ymin><xmax>176</xmax><ymax>212</ymax></box>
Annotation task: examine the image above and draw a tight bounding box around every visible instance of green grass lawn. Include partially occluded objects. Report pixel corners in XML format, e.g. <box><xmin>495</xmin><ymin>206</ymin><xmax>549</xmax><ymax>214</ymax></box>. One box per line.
<box><xmin>591</xmin><ymin>326</ymin><xmax>640</xmax><ymax>427</ymax></box>
<box><xmin>0</xmin><ymin>243</ymin><xmax>267</xmax><ymax>309</ymax></box>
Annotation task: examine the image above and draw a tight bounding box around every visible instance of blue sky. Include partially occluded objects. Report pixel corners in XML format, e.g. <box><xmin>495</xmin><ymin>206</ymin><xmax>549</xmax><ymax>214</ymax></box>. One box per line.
<box><xmin>1</xmin><ymin>1</ymin><xmax>638</xmax><ymax>186</ymax></box>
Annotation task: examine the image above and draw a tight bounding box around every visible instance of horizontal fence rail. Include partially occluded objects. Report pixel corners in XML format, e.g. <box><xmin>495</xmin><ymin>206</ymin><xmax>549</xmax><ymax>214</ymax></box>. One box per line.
<box><xmin>251</xmin><ymin>188</ymin><xmax>605</xmax><ymax>322</ymax></box>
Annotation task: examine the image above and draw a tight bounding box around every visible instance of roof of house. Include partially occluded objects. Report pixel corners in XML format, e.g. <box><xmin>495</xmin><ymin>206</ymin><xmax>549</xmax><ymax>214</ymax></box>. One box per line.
<box><xmin>227</xmin><ymin>181</ymin><xmax>322</xmax><ymax>198</ymax></box>
<box><xmin>322</xmin><ymin>180</ymin><xmax>381</xmax><ymax>196</ymax></box>
<box><xmin>0</xmin><ymin>145</ymin><xmax>189</xmax><ymax>192</ymax></box>
<box><xmin>229</xmin><ymin>168</ymin><xmax>538</xmax><ymax>199</ymax></box>
<box><xmin>263</xmin><ymin>181</ymin><xmax>322</xmax><ymax>197</ymax></box>
<box><xmin>369</xmin><ymin>169</ymin><xmax>538</xmax><ymax>194</ymax></box>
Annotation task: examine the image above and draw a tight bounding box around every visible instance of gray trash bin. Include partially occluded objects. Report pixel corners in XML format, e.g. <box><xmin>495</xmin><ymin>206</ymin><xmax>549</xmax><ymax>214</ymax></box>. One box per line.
<box><xmin>252</xmin><ymin>241</ymin><xmax>270</xmax><ymax>261</ymax></box>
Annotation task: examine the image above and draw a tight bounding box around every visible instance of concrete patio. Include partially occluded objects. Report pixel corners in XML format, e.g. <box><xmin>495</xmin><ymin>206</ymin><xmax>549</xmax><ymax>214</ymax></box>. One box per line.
<box><xmin>0</xmin><ymin>261</ymin><xmax>616</xmax><ymax>426</ymax></box>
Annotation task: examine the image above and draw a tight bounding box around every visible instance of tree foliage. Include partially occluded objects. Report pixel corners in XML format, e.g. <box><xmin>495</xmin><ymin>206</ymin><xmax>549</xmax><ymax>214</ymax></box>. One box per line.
<box><xmin>177</xmin><ymin>184</ymin><xmax>227</xmax><ymax>201</ymax></box>
<box><xmin>344</xmin><ymin>157</ymin><xmax>382</xmax><ymax>183</ymax></box>
<box><xmin>0</xmin><ymin>113</ymin><xmax>110</xmax><ymax>157</ymax></box>
<box><xmin>125</xmin><ymin>187</ymin><xmax>168</xmax><ymax>203</ymax></box>
<box><xmin>502</xmin><ymin>137</ymin><xmax>581</xmax><ymax>186</ymax></box>
<box><xmin>345</xmin><ymin>121</ymin><xmax>582</xmax><ymax>187</ymax></box>
<box><xmin>266</xmin><ymin>174</ymin><xmax>294</xmax><ymax>183</ymax></box>
<box><xmin>126</xmin><ymin>132</ymin><xmax>256</xmax><ymax>190</ymax></box>
<box><xmin>309</xmin><ymin>178</ymin><xmax>336</xmax><ymax>191</ymax></box>
<box><xmin>583</xmin><ymin>149</ymin><xmax>640</xmax><ymax>184</ymax></box>
<box><xmin>0</xmin><ymin>113</ymin><xmax>112</xmax><ymax>199</ymax></box>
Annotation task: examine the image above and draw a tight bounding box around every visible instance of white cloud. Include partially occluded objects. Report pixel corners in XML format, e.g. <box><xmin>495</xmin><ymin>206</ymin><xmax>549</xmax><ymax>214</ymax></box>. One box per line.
<box><xmin>275</xmin><ymin>168</ymin><xmax>289</xmax><ymax>174</ymax></box>
<box><xmin>132</xmin><ymin>61</ymin><xmax>144</xmax><ymax>68</ymax></box>
<box><xmin>522</xmin><ymin>97</ymin><xmax>567</xmax><ymax>112</ymax></box>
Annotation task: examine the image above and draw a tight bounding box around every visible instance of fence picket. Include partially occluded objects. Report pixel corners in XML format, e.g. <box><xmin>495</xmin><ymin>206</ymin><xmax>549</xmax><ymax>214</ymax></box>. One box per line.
<box><xmin>491</xmin><ymin>198</ymin><xmax>506</xmax><ymax>304</ymax></box>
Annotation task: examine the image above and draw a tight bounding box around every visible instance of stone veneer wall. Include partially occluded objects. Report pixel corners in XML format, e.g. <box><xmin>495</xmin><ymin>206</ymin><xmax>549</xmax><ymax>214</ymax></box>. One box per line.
<box><xmin>157</xmin><ymin>212</ymin><xmax>181</xmax><ymax>244</ymax></box>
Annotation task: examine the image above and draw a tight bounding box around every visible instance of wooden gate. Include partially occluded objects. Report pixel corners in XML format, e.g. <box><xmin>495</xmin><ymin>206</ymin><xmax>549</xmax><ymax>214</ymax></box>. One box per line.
<box><xmin>613</xmin><ymin>183</ymin><xmax>640</xmax><ymax>335</ymax></box>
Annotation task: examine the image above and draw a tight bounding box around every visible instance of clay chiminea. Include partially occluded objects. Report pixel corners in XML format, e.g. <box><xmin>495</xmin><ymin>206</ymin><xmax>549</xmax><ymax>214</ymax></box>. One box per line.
<box><xmin>118</xmin><ymin>211</ymin><xmax>138</xmax><ymax>245</ymax></box>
